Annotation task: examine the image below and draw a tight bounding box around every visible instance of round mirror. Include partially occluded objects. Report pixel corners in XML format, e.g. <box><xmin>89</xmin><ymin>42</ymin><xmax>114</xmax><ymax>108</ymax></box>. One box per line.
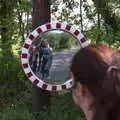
<box><xmin>21</xmin><ymin>21</ymin><xmax>88</xmax><ymax>91</ymax></box>
<box><xmin>29</xmin><ymin>30</ymin><xmax>80</xmax><ymax>84</ymax></box>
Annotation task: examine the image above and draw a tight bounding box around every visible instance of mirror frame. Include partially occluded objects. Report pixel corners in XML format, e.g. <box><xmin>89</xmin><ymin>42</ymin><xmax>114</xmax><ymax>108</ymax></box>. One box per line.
<box><xmin>21</xmin><ymin>21</ymin><xmax>89</xmax><ymax>91</ymax></box>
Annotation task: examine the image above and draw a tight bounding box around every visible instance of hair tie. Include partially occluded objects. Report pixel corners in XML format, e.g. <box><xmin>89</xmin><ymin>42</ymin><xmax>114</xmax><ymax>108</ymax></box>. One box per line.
<box><xmin>107</xmin><ymin>65</ymin><xmax>119</xmax><ymax>73</ymax></box>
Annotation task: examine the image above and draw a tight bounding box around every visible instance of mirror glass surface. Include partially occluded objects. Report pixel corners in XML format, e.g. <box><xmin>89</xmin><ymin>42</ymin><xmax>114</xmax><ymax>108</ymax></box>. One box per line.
<box><xmin>28</xmin><ymin>30</ymin><xmax>81</xmax><ymax>85</ymax></box>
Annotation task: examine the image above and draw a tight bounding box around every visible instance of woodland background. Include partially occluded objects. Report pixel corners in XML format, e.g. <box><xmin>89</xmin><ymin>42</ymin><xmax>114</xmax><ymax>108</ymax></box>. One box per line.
<box><xmin>0</xmin><ymin>0</ymin><xmax>120</xmax><ymax>120</ymax></box>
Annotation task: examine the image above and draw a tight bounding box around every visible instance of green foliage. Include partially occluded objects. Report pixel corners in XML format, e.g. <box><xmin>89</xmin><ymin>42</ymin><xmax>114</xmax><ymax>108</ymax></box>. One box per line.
<box><xmin>102</xmin><ymin>32</ymin><xmax>120</xmax><ymax>50</ymax></box>
<box><xmin>0</xmin><ymin>55</ymin><xmax>28</xmax><ymax>111</ymax></box>
<box><xmin>0</xmin><ymin>91</ymin><xmax>86</xmax><ymax>120</ymax></box>
<box><xmin>0</xmin><ymin>108</ymin><xmax>34</xmax><ymax>120</ymax></box>
<box><xmin>87</xmin><ymin>25</ymin><xmax>120</xmax><ymax>50</ymax></box>
<box><xmin>0</xmin><ymin>0</ymin><xmax>32</xmax><ymax>111</ymax></box>
<box><xmin>42</xmin><ymin>30</ymin><xmax>77</xmax><ymax>51</ymax></box>
<box><xmin>44</xmin><ymin>32</ymin><xmax>62</xmax><ymax>50</ymax></box>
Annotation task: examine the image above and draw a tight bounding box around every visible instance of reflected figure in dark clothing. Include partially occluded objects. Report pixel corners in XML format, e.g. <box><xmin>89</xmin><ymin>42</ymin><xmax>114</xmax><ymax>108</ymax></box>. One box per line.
<box><xmin>29</xmin><ymin>45</ymin><xmax>39</xmax><ymax>73</ymax></box>
<box><xmin>37</xmin><ymin>39</ymin><xmax>53</xmax><ymax>79</ymax></box>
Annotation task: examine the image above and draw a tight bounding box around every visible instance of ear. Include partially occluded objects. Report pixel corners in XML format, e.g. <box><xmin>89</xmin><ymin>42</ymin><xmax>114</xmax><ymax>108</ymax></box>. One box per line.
<box><xmin>107</xmin><ymin>65</ymin><xmax>120</xmax><ymax>95</ymax></box>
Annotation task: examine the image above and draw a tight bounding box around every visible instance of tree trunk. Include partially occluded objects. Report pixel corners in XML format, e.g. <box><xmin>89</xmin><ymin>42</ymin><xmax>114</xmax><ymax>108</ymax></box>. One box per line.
<box><xmin>32</xmin><ymin>0</ymin><xmax>51</xmax><ymax>29</ymax></box>
<box><xmin>80</xmin><ymin>0</ymin><xmax>83</xmax><ymax>32</ymax></box>
<box><xmin>96</xmin><ymin>0</ymin><xmax>101</xmax><ymax>42</ymax></box>
<box><xmin>26</xmin><ymin>11</ymin><xmax>29</xmax><ymax>36</ymax></box>
<box><xmin>32</xmin><ymin>0</ymin><xmax>51</xmax><ymax>112</ymax></box>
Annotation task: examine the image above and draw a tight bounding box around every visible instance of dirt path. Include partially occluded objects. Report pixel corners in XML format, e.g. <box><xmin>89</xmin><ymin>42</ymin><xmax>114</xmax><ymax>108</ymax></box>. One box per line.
<box><xmin>49</xmin><ymin>48</ymin><xmax>79</xmax><ymax>84</ymax></box>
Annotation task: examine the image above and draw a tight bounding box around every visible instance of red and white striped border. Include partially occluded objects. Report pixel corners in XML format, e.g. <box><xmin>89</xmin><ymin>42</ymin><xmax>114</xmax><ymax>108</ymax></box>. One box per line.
<box><xmin>21</xmin><ymin>21</ymin><xmax>89</xmax><ymax>91</ymax></box>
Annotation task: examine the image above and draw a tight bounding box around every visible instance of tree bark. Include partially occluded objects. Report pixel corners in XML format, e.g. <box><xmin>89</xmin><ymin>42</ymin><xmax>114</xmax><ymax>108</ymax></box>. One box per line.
<box><xmin>80</xmin><ymin>0</ymin><xmax>83</xmax><ymax>32</ymax></box>
<box><xmin>32</xmin><ymin>0</ymin><xmax>51</xmax><ymax>29</ymax></box>
<box><xmin>32</xmin><ymin>0</ymin><xmax>51</xmax><ymax>112</ymax></box>
<box><xmin>96</xmin><ymin>0</ymin><xmax>101</xmax><ymax>42</ymax></box>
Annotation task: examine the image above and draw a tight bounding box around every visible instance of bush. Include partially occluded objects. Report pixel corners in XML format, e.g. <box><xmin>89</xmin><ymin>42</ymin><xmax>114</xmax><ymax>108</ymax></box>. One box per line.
<box><xmin>0</xmin><ymin>55</ymin><xmax>28</xmax><ymax>111</ymax></box>
<box><xmin>87</xmin><ymin>26</ymin><xmax>120</xmax><ymax>51</ymax></box>
<box><xmin>0</xmin><ymin>91</ymin><xmax>86</xmax><ymax>120</ymax></box>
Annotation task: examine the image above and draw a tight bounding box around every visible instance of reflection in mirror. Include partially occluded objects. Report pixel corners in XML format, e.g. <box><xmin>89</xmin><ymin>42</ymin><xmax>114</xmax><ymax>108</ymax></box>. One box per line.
<box><xmin>28</xmin><ymin>30</ymin><xmax>81</xmax><ymax>85</ymax></box>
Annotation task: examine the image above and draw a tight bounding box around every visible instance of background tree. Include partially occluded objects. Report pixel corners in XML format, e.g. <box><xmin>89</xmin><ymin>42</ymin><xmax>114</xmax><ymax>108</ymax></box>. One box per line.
<box><xmin>0</xmin><ymin>0</ymin><xmax>32</xmax><ymax>111</ymax></box>
<box><xmin>92</xmin><ymin>0</ymin><xmax>120</xmax><ymax>32</ymax></box>
<box><xmin>80</xmin><ymin>0</ymin><xmax>83</xmax><ymax>32</ymax></box>
<box><xmin>0</xmin><ymin>0</ymin><xmax>19</xmax><ymax>110</ymax></box>
<box><xmin>32</xmin><ymin>0</ymin><xmax>51</xmax><ymax>112</ymax></box>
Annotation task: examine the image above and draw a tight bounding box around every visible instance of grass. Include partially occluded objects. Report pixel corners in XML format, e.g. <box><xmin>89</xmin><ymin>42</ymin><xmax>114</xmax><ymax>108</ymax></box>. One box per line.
<box><xmin>0</xmin><ymin>88</ymin><xmax>86</xmax><ymax>120</ymax></box>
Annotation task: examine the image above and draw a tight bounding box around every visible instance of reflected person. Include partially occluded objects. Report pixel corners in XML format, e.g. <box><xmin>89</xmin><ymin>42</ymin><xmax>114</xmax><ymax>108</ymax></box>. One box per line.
<box><xmin>39</xmin><ymin>39</ymin><xmax>53</xmax><ymax>79</ymax></box>
<box><xmin>29</xmin><ymin>45</ymin><xmax>39</xmax><ymax>73</ymax></box>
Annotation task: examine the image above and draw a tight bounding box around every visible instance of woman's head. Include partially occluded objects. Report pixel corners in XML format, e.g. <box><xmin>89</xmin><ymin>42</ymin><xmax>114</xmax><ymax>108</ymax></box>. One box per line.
<box><xmin>70</xmin><ymin>44</ymin><xmax>120</xmax><ymax>120</ymax></box>
<box><xmin>40</xmin><ymin>39</ymin><xmax>49</xmax><ymax>48</ymax></box>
